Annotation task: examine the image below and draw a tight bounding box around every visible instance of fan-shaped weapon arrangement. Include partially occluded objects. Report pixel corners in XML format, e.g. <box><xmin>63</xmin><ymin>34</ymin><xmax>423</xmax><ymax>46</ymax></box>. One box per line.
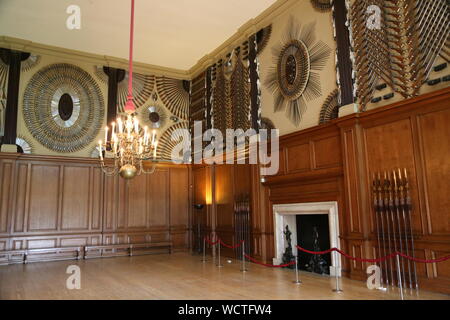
<box><xmin>310</xmin><ymin>0</ymin><xmax>333</xmax><ymax>12</ymax></box>
<box><xmin>15</xmin><ymin>135</ymin><xmax>34</xmax><ymax>154</ymax></box>
<box><xmin>157</xmin><ymin>122</ymin><xmax>190</xmax><ymax>162</ymax></box>
<box><xmin>94</xmin><ymin>66</ymin><xmax>154</xmax><ymax>111</ymax></box>
<box><xmin>350</xmin><ymin>0</ymin><xmax>450</xmax><ymax>110</ymax></box>
<box><xmin>156</xmin><ymin>76</ymin><xmax>190</xmax><ymax>121</ymax></box>
<box><xmin>319</xmin><ymin>89</ymin><xmax>339</xmax><ymax>124</ymax></box>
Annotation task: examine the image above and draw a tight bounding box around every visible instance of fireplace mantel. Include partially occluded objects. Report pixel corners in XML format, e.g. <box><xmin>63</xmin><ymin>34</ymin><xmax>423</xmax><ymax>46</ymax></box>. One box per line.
<box><xmin>272</xmin><ymin>201</ymin><xmax>341</xmax><ymax>276</ymax></box>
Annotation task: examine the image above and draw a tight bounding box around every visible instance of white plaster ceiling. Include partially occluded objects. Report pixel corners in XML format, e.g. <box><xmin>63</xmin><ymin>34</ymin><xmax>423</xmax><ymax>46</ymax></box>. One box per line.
<box><xmin>0</xmin><ymin>0</ymin><xmax>277</xmax><ymax>70</ymax></box>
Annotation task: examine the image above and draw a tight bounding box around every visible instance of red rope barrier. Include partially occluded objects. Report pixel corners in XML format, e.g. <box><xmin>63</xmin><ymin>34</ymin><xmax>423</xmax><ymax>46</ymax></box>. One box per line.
<box><xmin>295</xmin><ymin>245</ymin><xmax>450</xmax><ymax>264</ymax></box>
<box><xmin>203</xmin><ymin>235</ymin><xmax>244</xmax><ymax>249</ymax></box>
<box><xmin>204</xmin><ymin>236</ymin><xmax>219</xmax><ymax>246</ymax></box>
<box><xmin>219</xmin><ymin>239</ymin><xmax>244</xmax><ymax>249</ymax></box>
<box><xmin>397</xmin><ymin>252</ymin><xmax>450</xmax><ymax>264</ymax></box>
<box><xmin>244</xmin><ymin>254</ymin><xmax>296</xmax><ymax>268</ymax></box>
<box><xmin>205</xmin><ymin>234</ymin><xmax>450</xmax><ymax>265</ymax></box>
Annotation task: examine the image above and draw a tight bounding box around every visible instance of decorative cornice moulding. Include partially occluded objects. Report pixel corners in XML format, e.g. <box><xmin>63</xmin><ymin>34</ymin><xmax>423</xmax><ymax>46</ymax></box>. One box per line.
<box><xmin>0</xmin><ymin>36</ymin><xmax>190</xmax><ymax>80</ymax></box>
<box><xmin>188</xmin><ymin>0</ymin><xmax>297</xmax><ymax>77</ymax></box>
<box><xmin>0</xmin><ymin>0</ymin><xmax>298</xmax><ymax>80</ymax></box>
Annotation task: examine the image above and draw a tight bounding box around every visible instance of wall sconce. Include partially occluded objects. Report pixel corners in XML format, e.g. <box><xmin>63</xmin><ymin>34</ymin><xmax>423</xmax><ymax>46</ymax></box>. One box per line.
<box><xmin>205</xmin><ymin>186</ymin><xmax>212</xmax><ymax>205</ymax></box>
<box><xmin>193</xmin><ymin>204</ymin><xmax>204</xmax><ymax>210</ymax></box>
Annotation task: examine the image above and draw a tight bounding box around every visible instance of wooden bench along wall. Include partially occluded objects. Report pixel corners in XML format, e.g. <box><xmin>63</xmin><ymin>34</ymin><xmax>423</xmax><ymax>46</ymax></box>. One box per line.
<box><xmin>0</xmin><ymin>157</ymin><xmax>190</xmax><ymax>263</ymax></box>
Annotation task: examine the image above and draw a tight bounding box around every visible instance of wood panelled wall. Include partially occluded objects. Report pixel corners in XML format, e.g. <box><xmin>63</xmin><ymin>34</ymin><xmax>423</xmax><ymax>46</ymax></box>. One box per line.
<box><xmin>0</xmin><ymin>154</ymin><xmax>190</xmax><ymax>252</ymax></box>
<box><xmin>192</xmin><ymin>163</ymin><xmax>252</xmax><ymax>257</ymax></box>
<box><xmin>192</xmin><ymin>87</ymin><xmax>450</xmax><ymax>295</ymax></box>
<box><xmin>261</xmin><ymin>122</ymin><xmax>348</xmax><ymax>271</ymax></box>
<box><xmin>337</xmin><ymin>87</ymin><xmax>450</xmax><ymax>294</ymax></box>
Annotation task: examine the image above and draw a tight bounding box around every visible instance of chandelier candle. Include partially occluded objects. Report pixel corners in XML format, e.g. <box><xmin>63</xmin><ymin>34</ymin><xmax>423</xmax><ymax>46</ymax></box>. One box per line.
<box><xmin>98</xmin><ymin>114</ymin><xmax>158</xmax><ymax>179</ymax></box>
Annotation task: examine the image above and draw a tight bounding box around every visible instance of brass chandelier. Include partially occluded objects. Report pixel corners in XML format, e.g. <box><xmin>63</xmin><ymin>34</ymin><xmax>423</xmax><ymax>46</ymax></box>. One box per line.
<box><xmin>98</xmin><ymin>0</ymin><xmax>158</xmax><ymax>179</ymax></box>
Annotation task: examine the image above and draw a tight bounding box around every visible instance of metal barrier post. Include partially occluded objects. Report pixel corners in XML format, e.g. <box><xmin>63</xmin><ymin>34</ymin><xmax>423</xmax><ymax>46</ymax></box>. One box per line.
<box><xmin>201</xmin><ymin>238</ymin><xmax>207</xmax><ymax>262</ymax></box>
<box><xmin>332</xmin><ymin>250</ymin><xmax>343</xmax><ymax>293</ymax></box>
<box><xmin>292</xmin><ymin>256</ymin><xmax>301</xmax><ymax>284</ymax></box>
<box><xmin>217</xmin><ymin>242</ymin><xmax>223</xmax><ymax>268</ymax></box>
<box><xmin>240</xmin><ymin>242</ymin><xmax>248</xmax><ymax>272</ymax></box>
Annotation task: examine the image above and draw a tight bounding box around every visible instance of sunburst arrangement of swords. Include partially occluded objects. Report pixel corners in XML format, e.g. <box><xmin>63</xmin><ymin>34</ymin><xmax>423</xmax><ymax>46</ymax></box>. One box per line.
<box><xmin>20</xmin><ymin>54</ymin><xmax>41</xmax><ymax>72</ymax></box>
<box><xmin>156</xmin><ymin>76</ymin><xmax>190</xmax><ymax>121</ymax></box>
<box><xmin>264</xmin><ymin>17</ymin><xmax>331</xmax><ymax>126</ymax></box>
<box><xmin>350</xmin><ymin>0</ymin><xmax>450</xmax><ymax>110</ymax></box>
<box><xmin>23</xmin><ymin>63</ymin><xmax>104</xmax><ymax>153</ymax></box>
<box><xmin>0</xmin><ymin>53</ymin><xmax>41</xmax><ymax>74</ymax></box>
<box><xmin>94</xmin><ymin>66</ymin><xmax>154</xmax><ymax>111</ymax></box>
<box><xmin>372</xmin><ymin>169</ymin><xmax>418</xmax><ymax>291</ymax></box>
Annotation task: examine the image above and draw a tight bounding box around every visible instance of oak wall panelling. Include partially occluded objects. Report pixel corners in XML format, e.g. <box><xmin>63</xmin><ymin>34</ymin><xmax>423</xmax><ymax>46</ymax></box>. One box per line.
<box><xmin>0</xmin><ymin>154</ymin><xmax>190</xmax><ymax>255</ymax></box>
<box><xmin>189</xmin><ymin>89</ymin><xmax>449</xmax><ymax>294</ymax></box>
<box><xmin>262</xmin><ymin>122</ymin><xmax>348</xmax><ymax>274</ymax></box>
<box><xmin>191</xmin><ymin>165</ymin><xmax>212</xmax><ymax>253</ymax></box>
<box><xmin>191</xmin><ymin>163</ymin><xmax>253</xmax><ymax>258</ymax></box>
<box><xmin>258</xmin><ymin>87</ymin><xmax>450</xmax><ymax>294</ymax></box>
<box><xmin>169</xmin><ymin>167</ymin><xmax>190</xmax><ymax>250</ymax></box>
<box><xmin>354</xmin><ymin>88</ymin><xmax>450</xmax><ymax>293</ymax></box>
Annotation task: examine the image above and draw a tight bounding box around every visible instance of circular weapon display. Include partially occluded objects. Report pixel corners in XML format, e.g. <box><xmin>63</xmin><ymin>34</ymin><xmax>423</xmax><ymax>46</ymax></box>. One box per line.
<box><xmin>138</xmin><ymin>104</ymin><xmax>167</xmax><ymax>129</ymax></box>
<box><xmin>264</xmin><ymin>17</ymin><xmax>331</xmax><ymax>126</ymax></box>
<box><xmin>23</xmin><ymin>63</ymin><xmax>105</xmax><ymax>153</ymax></box>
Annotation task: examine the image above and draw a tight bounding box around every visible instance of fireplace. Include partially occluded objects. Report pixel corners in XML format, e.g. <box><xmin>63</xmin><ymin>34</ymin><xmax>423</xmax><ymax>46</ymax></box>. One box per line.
<box><xmin>296</xmin><ymin>214</ymin><xmax>331</xmax><ymax>274</ymax></box>
<box><xmin>272</xmin><ymin>202</ymin><xmax>341</xmax><ymax>276</ymax></box>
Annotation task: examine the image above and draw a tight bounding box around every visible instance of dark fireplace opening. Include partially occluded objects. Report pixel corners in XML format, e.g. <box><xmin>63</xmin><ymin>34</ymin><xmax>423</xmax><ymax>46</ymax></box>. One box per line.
<box><xmin>296</xmin><ymin>214</ymin><xmax>331</xmax><ymax>275</ymax></box>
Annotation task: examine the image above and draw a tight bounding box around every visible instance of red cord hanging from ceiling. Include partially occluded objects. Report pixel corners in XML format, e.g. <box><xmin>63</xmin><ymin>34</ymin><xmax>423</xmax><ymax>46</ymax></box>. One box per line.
<box><xmin>124</xmin><ymin>0</ymin><xmax>135</xmax><ymax>114</ymax></box>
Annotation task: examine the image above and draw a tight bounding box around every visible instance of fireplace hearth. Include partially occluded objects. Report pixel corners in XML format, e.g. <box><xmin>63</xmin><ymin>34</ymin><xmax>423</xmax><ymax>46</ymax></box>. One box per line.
<box><xmin>296</xmin><ymin>214</ymin><xmax>331</xmax><ymax>275</ymax></box>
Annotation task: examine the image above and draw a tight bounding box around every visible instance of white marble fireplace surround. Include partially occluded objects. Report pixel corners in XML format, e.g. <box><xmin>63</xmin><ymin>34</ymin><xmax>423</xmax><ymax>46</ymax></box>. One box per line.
<box><xmin>272</xmin><ymin>201</ymin><xmax>341</xmax><ymax>276</ymax></box>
